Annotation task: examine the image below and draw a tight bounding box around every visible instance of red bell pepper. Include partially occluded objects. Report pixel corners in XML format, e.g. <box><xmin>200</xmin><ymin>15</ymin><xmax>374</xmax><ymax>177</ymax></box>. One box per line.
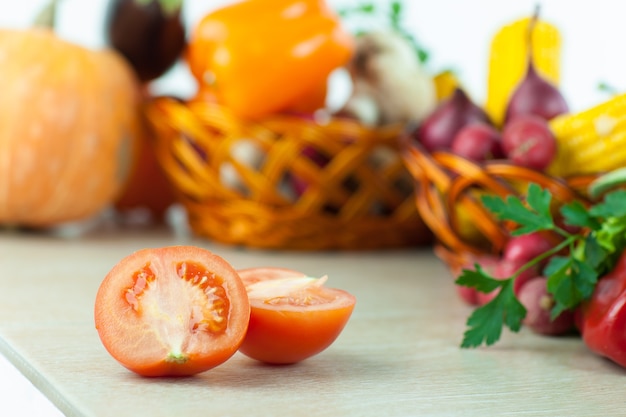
<box><xmin>578</xmin><ymin>250</ymin><xmax>626</xmax><ymax>368</ymax></box>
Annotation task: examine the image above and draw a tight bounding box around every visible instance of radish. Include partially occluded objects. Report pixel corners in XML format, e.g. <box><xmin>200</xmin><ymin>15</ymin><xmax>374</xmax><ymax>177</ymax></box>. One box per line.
<box><xmin>518</xmin><ymin>276</ymin><xmax>575</xmax><ymax>335</ymax></box>
<box><xmin>502</xmin><ymin>115</ymin><xmax>557</xmax><ymax>171</ymax></box>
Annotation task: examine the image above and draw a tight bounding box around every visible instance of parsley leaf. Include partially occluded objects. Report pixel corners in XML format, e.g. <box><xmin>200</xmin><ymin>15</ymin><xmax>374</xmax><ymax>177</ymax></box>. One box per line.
<box><xmin>560</xmin><ymin>200</ymin><xmax>600</xmax><ymax>230</ymax></box>
<box><xmin>545</xmin><ymin>256</ymin><xmax>598</xmax><ymax>317</ymax></box>
<box><xmin>481</xmin><ymin>184</ymin><xmax>554</xmax><ymax>236</ymax></box>
<box><xmin>595</xmin><ymin>218</ymin><xmax>626</xmax><ymax>253</ymax></box>
<box><xmin>460</xmin><ymin>280</ymin><xmax>526</xmax><ymax>348</ymax></box>
<box><xmin>589</xmin><ymin>190</ymin><xmax>626</xmax><ymax>218</ymax></box>
<box><xmin>455</xmin><ymin>265</ymin><xmax>502</xmax><ymax>293</ymax></box>
<box><xmin>583</xmin><ymin>234</ymin><xmax>609</xmax><ymax>270</ymax></box>
<box><xmin>337</xmin><ymin>0</ymin><xmax>431</xmax><ymax>64</ymax></box>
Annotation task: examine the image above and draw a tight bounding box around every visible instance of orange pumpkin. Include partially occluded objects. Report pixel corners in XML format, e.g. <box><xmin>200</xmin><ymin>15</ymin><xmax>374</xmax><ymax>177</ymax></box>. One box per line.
<box><xmin>0</xmin><ymin>28</ymin><xmax>141</xmax><ymax>227</ymax></box>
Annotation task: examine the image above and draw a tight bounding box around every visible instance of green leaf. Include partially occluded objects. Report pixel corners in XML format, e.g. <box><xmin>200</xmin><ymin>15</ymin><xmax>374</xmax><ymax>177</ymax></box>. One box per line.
<box><xmin>560</xmin><ymin>200</ymin><xmax>600</xmax><ymax>230</ymax></box>
<box><xmin>417</xmin><ymin>48</ymin><xmax>429</xmax><ymax>64</ymax></box>
<box><xmin>544</xmin><ymin>255</ymin><xmax>571</xmax><ymax>277</ymax></box>
<box><xmin>359</xmin><ymin>3</ymin><xmax>376</xmax><ymax>13</ymax></box>
<box><xmin>390</xmin><ymin>1</ymin><xmax>402</xmax><ymax>25</ymax></box>
<box><xmin>595</xmin><ymin>218</ymin><xmax>626</xmax><ymax>253</ymax></box>
<box><xmin>455</xmin><ymin>266</ymin><xmax>502</xmax><ymax>294</ymax></box>
<box><xmin>589</xmin><ymin>190</ymin><xmax>626</xmax><ymax>218</ymax></box>
<box><xmin>337</xmin><ymin>2</ymin><xmax>375</xmax><ymax>18</ymax></box>
<box><xmin>571</xmin><ymin>258</ymin><xmax>598</xmax><ymax>302</ymax></box>
<box><xmin>481</xmin><ymin>185</ymin><xmax>554</xmax><ymax>235</ymax></box>
<box><xmin>391</xmin><ymin>1</ymin><xmax>402</xmax><ymax>15</ymax></box>
<box><xmin>546</xmin><ymin>257</ymin><xmax>598</xmax><ymax>316</ymax></box>
<box><xmin>461</xmin><ymin>281</ymin><xmax>526</xmax><ymax>348</ymax></box>
<box><xmin>337</xmin><ymin>0</ymin><xmax>430</xmax><ymax>66</ymax></box>
<box><xmin>526</xmin><ymin>183</ymin><xmax>554</xmax><ymax>219</ymax></box>
<box><xmin>583</xmin><ymin>234</ymin><xmax>609</xmax><ymax>270</ymax></box>
<box><xmin>502</xmin><ymin>284</ymin><xmax>527</xmax><ymax>332</ymax></box>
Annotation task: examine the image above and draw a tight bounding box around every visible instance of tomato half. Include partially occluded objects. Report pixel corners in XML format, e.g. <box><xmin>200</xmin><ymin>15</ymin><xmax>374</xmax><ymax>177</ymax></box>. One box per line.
<box><xmin>94</xmin><ymin>246</ymin><xmax>250</xmax><ymax>377</ymax></box>
<box><xmin>237</xmin><ymin>267</ymin><xmax>356</xmax><ymax>364</ymax></box>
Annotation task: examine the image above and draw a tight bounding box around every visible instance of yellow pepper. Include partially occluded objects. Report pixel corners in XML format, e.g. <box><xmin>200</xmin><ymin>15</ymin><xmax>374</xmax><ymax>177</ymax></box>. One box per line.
<box><xmin>186</xmin><ymin>0</ymin><xmax>355</xmax><ymax>119</ymax></box>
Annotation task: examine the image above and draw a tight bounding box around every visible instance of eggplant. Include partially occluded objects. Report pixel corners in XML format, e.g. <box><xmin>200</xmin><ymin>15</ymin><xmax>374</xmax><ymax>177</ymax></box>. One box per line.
<box><xmin>106</xmin><ymin>0</ymin><xmax>186</xmax><ymax>82</ymax></box>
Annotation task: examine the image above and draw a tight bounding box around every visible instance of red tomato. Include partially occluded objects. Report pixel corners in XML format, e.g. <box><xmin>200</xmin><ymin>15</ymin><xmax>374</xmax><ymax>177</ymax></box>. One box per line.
<box><xmin>237</xmin><ymin>267</ymin><xmax>356</xmax><ymax>364</ymax></box>
<box><xmin>94</xmin><ymin>246</ymin><xmax>250</xmax><ymax>377</ymax></box>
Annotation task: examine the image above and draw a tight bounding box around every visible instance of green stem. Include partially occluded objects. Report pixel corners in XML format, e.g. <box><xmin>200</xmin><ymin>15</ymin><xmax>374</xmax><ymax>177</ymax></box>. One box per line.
<box><xmin>33</xmin><ymin>0</ymin><xmax>59</xmax><ymax>29</ymax></box>
<box><xmin>588</xmin><ymin>167</ymin><xmax>626</xmax><ymax>200</ymax></box>
<box><xmin>509</xmin><ymin>235</ymin><xmax>578</xmax><ymax>280</ymax></box>
<box><xmin>135</xmin><ymin>0</ymin><xmax>183</xmax><ymax>16</ymax></box>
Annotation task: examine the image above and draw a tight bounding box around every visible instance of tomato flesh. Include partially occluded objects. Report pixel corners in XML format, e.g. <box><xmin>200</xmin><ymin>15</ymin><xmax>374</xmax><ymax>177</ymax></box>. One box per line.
<box><xmin>94</xmin><ymin>246</ymin><xmax>250</xmax><ymax>377</ymax></box>
<box><xmin>237</xmin><ymin>267</ymin><xmax>356</xmax><ymax>364</ymax></box>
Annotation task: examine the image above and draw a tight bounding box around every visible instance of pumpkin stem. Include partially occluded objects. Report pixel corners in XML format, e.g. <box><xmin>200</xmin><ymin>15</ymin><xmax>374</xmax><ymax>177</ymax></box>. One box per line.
<box><xmin>134</xmin><ymin>0</ymin><xmax>184</xmax><ymax>16</ymax></box>
<box><xmin>33</xmin><ymin>0</ymin><xmax>60</xmax><ymax>29</ymax></box>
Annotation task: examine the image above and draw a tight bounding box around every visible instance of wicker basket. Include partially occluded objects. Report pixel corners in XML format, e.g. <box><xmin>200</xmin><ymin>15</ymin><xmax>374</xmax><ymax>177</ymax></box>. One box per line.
<box><xmin>399</xmin><ymin>136</ymin><xmax>597</xmax><ymax>269</ymax></box>
<box><xmin>143</xmin><ymin>96</ymin><xmax>433</xmax><ymax>250</ymax></box>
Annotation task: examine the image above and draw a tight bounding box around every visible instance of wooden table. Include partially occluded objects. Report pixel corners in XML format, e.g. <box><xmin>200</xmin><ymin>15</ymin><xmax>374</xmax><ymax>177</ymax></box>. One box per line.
<box><xmin>0</xmin><ymin>224</ymin><xmax>625</xmax><ymax>417</ymax></box>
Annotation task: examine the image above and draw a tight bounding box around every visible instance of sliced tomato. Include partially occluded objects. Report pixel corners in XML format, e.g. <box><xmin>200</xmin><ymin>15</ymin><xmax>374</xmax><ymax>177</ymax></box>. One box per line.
<box><xmin>237</xmin><ymin>267</ymin><xmax>356</xmax><ymax>364</ymax></box>
<box><xmin>94</xmin><ymin>246</ymin><xmax>250</xmax><ymax>377</ymax></box>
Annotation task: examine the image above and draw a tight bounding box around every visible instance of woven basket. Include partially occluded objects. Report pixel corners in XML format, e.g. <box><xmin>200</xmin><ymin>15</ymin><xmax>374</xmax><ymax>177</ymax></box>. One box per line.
<box><xmin>143</xmin><ymin>96</ymin><xmax>433</xmax><ymax>250</ymax></box>
<box><xmin>400</xmin><ymin>136</ymin><xmax>597</xmax><ymax>269</ymax></box>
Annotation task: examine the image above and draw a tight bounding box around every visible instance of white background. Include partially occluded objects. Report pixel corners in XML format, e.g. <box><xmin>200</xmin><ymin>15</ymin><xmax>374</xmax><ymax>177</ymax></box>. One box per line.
<box><xmin>1</xmin><ymin>1</ymin><xmax>625</xmax><ymax>416</ymax></box>
<box><xmin>2</xmin><ymin>0</ymin><xmax>625</xmax><ymax>113</ymax></box>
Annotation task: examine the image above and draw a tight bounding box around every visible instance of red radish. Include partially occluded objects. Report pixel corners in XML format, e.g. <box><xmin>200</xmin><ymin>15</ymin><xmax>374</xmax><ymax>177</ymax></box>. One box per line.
<box><xmin>415</xmin><ymin>88</ymin><xmax>492</xmax><ymax>152</ymax></box>
<box><xmin>497</xmin><ymin>259</ymin><xmax>539</xmax><ymax>296</ymax></box>
<box><xmin>502</xmin><ymin>115</ymin><xmax>557</xmax><ymax>170</ymax></box>
<box><xmin>450</xmin><ymin>122</ymin><xmax>504</xmax><ymax>162</ymax></box>
<box><xmin>503</xmin><ymin>232</ymin><xmax>555</xmax><ymax>265</ymax></box>
<box><xmin>518</xmin><ymin>276</ymin><xmax>575</xmax><ymax>335</ymax></box>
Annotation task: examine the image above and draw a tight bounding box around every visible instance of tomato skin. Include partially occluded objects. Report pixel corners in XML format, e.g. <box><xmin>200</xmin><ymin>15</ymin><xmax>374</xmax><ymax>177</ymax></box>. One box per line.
<box><xmin>94</xmin><ymin>246</ymin><xmax>250</xmax><ymax>377</ymax></box>
<box><xmin>237</xmin><ymin>267</ymin><xmax>356</xmax><ymax>364</ymax></box>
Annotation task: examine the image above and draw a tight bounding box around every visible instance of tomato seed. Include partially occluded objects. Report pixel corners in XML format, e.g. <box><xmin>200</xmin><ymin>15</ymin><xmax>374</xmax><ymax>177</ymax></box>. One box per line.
<box><xmin>174</xmin><ymin>262</ymin><xmax>232</xmax><ymax>335</ymax></box>
<box><xmin>125</xmin><ymin>289</ymin><xmax>139</xmax><ymax>310</ymax></box>
<box><xmin>124</xmin><ymin>264</ymin><xmax>157</xmax><ymax>310</ymax></box>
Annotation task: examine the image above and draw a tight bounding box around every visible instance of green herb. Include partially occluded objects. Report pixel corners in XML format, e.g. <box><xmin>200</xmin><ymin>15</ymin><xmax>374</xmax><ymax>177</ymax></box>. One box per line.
<box><xmin>457</xmin><ymin>183</ymin><xmax>626</xmax><ymax>348</ymax></box>
<box><xmin>456</xmin><ymin>268</ymin><xmax>526</xmax><ymax>348</ymax></box>
<box><xmin>337</xmin><ymin>1</ymin><xmax>430</xmax><ymax>64</ymax></box>
<box><xmin>597</xmin><ymin>81</ymin><xmax>619</xmax><ymax>96</ymax></box>
<box><xmin>135</xmin><ymin>0</ymin><xmax>183</xmax><ymax>16</ymax></box>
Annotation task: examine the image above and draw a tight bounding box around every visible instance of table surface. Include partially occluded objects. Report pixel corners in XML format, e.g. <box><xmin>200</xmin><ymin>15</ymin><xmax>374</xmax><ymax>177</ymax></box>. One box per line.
<box><xmin>1</xmin><ymin>224</ymin><xmax>625</xmax><ymax>417</ymax></box>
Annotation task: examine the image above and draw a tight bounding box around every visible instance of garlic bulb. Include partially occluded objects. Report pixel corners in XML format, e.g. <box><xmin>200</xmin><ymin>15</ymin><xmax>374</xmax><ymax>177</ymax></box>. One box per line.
<box><xmin>339</xmin><ymin>30</ymin><xmax>437</xmax><ymax>127</ymax></box>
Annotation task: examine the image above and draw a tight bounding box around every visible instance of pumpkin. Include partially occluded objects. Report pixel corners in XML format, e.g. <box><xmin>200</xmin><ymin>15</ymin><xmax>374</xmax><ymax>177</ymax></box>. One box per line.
<box><xmin>0</xmin><ymin>27</ymin><xmax>141</xmax><ymax>227</ymax></box>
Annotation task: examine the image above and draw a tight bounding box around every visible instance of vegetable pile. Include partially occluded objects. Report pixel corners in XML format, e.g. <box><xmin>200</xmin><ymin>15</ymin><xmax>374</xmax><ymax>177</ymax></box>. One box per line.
<box><xmin>397</xmin><ymin>5</ymin><xmax>626</xmax><ymax>370</ymax></box>
<box><xmin>409</xmin><ymin>8</ymin><xmax>566</xmax><ymax>173</ymax></box>
<box><xmin>455</xmin><ymin>178</ymin><xmax>626</xmax><ymax>368</ymax></box>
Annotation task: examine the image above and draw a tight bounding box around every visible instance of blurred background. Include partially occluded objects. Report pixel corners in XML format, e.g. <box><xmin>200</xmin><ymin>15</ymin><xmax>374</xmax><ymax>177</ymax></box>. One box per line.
<box><xmin>1</xmin><ymin>2</ymin><xmax>624</xmax><ymax>415</ymax></box>
<box><xmin>1</xmin><ymin>0</ymin><xmax>624</xmax><ymax>113</ymax></box>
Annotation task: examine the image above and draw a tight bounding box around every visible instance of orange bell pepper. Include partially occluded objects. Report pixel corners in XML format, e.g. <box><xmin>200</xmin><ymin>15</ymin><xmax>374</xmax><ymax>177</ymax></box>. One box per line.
<box><xmin>186</xmin><ymin>0</ymin><xmax>354</xmax><ymax>119</ymax></box>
